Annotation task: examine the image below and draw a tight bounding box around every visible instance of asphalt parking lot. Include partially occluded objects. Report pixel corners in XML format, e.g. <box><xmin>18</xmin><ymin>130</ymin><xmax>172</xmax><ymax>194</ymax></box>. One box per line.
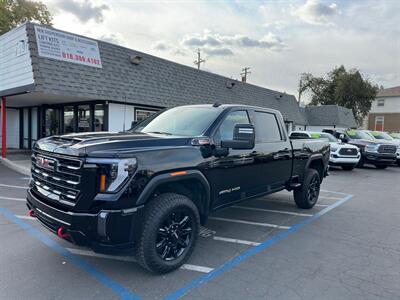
<box><xmin>1</xmin><ymin>163</ymin><xmax>400</xmax><ymax>300</ymax></box>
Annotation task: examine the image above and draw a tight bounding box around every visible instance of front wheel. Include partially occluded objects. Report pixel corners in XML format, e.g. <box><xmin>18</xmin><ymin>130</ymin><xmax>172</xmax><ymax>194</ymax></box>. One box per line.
<box><xmin>136</xmin><ymin>193</ymin><xmax>200</xmax><ymax>273</ymax></box>
<box><xmin>294</xmin><ymin>169</ymin><xmax>321</xmax><ymax>209</ymax></box>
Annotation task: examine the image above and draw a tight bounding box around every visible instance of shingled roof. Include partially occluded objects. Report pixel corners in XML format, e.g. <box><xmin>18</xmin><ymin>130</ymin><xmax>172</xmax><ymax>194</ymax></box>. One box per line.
<box><xmin>24</xmin><ymin>23</ymin><xmax>307</xmax><ymax>124</ymax></box>
<box><xmin>376</xmin><ymin>86</ymin><xmax>400</xmax><ymax>98</ymax></box>
<box><xmin>305</xmin><ymin>105</ymin><xmax>357</xmax><ymax>128</ymax></box>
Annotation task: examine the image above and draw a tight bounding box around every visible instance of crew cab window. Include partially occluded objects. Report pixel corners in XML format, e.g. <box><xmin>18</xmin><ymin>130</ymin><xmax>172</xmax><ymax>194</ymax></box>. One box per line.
<box><xmin>214</xmin><ymin>110</ymin><xmax>250</xmax><ymax>143</ymax></box>
<box><xmin>254</xmin><ymin>111</ymin><xmax>282</xmax><ymax>142</ymax></box>
<box><xmin>290</xmin><ymin>132</ymin><xmax>309</xmax><ymax>138</ymax></box>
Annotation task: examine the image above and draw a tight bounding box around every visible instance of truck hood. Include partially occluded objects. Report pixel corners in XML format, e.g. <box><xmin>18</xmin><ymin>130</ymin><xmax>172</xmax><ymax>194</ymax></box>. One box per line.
<box><xmin>34</xmin><ymin>131</ymin><xmax>194</xmax><ymax>157</ymax></box>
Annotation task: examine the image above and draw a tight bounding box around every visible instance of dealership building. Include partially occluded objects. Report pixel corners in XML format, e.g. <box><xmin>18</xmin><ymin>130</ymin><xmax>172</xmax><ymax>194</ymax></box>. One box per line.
<box><xmin>0</xmin><ymin>22</ymin><xmax>356</xmax><ymax>157</ymax></box>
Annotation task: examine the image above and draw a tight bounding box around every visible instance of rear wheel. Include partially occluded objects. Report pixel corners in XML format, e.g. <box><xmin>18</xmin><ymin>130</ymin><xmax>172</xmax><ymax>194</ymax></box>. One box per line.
<box><xmin>375</xmin><ymin>165</ymin><xmax>388</xmax><ymax>169</ymax></box>
<box><xmin>294</xmin><ymin>169</ymin><xmax>321</xmax><ymax>209</ymax></box>
<box><xmin>342</xmin><ymin>165</ymin><xmax>355</xmax><ymax>171</ymax></box>
<box><xmin>136</xmin><ymin>193</ymin><xmax>200</xmax><ymax>273</ymax></box>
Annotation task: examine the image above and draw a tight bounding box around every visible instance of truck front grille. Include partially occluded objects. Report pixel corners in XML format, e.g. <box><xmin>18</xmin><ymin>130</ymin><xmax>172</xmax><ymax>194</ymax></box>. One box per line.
<box><xmin>31</xmin><ymin>151</ymin><xmax>83</xmax><ymax>206</ymax></box>
<box><xmin>338</xmin><ymin>148</ymin><xmax>358</xmax><ymax>156</ymax></box>
<box><xmin>378</xmin><ymin>144</ymin><xmax>396</xmax><ymax>154</ymax></box>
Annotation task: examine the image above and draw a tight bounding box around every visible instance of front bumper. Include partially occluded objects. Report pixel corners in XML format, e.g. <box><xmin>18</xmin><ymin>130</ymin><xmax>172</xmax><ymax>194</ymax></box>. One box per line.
<box><xmin>364</xmin><ymin>152</ymin><xmax>397</xmax><ymax>165</ymax></box>
<box><xmin>26</xmin><ymin>189</ymin><xmax>143</xmax><ymax>253</ymax></box>
<box><xmin>329</xmin><ymin>154</ymin><xmax>360</xmax><ymax>166</ymax></box>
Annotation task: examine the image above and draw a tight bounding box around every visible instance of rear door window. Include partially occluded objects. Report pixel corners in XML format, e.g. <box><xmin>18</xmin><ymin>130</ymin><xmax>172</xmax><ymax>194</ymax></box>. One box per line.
<box><xmin>253</xmin><ymin>111</ymin><xmax>282</xmax><ymax>143</ymax></box>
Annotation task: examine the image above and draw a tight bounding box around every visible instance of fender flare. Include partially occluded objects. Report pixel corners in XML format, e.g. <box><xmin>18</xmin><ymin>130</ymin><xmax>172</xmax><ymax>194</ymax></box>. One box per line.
<box><xmin>136</xmin><ymin>169</ymin><xmax>211</xmax><ymax>213</ymax></box>
<box><xmin>304</xmin><ymin>153</ymin><xmax>327</xmax><ymax>178</ymax></box>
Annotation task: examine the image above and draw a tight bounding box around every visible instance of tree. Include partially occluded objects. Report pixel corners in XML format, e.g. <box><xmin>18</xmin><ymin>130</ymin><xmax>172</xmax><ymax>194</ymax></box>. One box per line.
<box><xmin>299</xmin><ymin>65</ymin><xmax>378</xmax><ymax>125</ymax></box>
<box><xmin>0</xmin><ymin>0</ymin><xmax>52</xmax><ymax>35</ymax></box>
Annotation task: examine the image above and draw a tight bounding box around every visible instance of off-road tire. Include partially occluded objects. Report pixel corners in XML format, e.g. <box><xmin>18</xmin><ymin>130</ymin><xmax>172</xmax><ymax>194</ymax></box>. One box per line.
<box><xmin>294</xmin><ymin>169</ymin><xmax>321</xmax><ymax>209</ymax></box>
<box><xmin>375</xmin><ymin>165</ymin><xmax>388</xmax><ymax>169</ymax></box>
<box><xmin>136</xmin><ymin>193</ymin><xmax>200</xmax><ymax>273</ymax></box>
<box><xmin>357</xmin><ymin>155</ymin><xmax>365</xmax><ymax>168</ymax></box>
<box><xmin>342</xmin><ymin>165</ymin><xmax>354</xmax><ymax>171</ymax></box>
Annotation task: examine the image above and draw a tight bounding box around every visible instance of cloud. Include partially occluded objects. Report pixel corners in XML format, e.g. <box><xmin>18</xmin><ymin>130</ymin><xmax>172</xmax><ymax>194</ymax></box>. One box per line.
<box><xmin>292</xmin><ymin>0</ymin><xmax>339</xmax><ymax>25</ymax></box>
<box><xmin>98</xmin><ymin>33</ymin><xmax>122</xmax><ymax>45</ymax></box>
<box><xmin>153</xmin><ymin>41</ymin><xmax>169</xmax><ymax>51</ymax></box>
<box><xmin>181</xmin><ymin>32</ymin><xmax>285</xmax><ymax>55</ymax></box>
<box><xmin>57</xmin><ymin>0</ymin><xmax>109</xmax><ymax>23</ymax></box>
<box><xmin>203</xmin><ymin>48</ymin><xmax>234</xmax><ymax>56</ymax></box>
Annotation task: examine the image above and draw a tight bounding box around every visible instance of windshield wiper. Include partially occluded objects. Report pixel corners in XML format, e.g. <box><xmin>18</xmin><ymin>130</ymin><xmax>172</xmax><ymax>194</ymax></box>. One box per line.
<box><xmin>147</xmin><ymin>131</ymin><xmax>173</xmax><ymax>135</ymax></box>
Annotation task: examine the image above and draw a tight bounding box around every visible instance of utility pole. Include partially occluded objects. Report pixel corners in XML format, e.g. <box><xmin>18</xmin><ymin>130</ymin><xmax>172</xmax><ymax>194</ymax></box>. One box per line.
<box><xmin>241</xmin><ymin>67</ymin><xmax>251</xmax><ymax>83</ymax></box>
<box><xmin>194</xmin><ymin>48</ymin><xmax>205</xmax><ymax>70</ymax></box>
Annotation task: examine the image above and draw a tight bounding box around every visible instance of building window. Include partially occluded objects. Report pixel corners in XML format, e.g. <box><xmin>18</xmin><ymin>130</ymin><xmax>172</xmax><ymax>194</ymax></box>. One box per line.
<box><xmin>377</xmin><ymin>99</ymin><xmax>385</xmax><ymax>107</ymax></box>
<box><xmin>375</xmin><ymin>116</ymin><xmax>384</xmax><ymax>131</ymax></box>
<box><xmin>136</xmin><ymin>109</ymin><xmax>156</xmax><ymax>122</ymax></box>
<box><xmin>64</xmin><ymin>106</ymin><xmax>75</xmax><ymax>133</ymax></box>
<box><xmin>77</xmin><ymin>105</ymin><xmax>91</xmax><ymax>132</ymax></box>
<box><xmin>94</xmin><ymin>104</ymin><xmax>105</xmax><ymax>131</ymax></box>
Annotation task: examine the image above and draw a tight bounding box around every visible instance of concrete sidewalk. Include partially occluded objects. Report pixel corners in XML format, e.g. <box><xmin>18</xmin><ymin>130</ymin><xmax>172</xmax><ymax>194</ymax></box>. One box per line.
<box><xmin>0</xmin><ymin>150</ymin><xmax>31</xmax><ymax>176</ymax></box>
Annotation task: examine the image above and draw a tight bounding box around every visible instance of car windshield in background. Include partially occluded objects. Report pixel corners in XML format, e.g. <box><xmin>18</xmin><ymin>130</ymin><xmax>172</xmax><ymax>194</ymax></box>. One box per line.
<box><xmin>371</xmin><ymin>131</ymin><xmax>393</xmax><ymax>140</ymax></box>
<box><xmin>346</xmin><ymin>130</ymin><xmax>373</xmax><ymax>140</ymax></box>
<box><xmin>390</xmin><ymin>133</ymin><xmax>400</xmax><ymax>139</ymax></box>
<box><xmin>133</xmin><ymin>106</ymin><xmax>221</xmax><ymax>136</ymax></box>
<box><xmin>308</xmin><ymin>132</ymin><xmax>337</xmax><ymax>142</ymax></box>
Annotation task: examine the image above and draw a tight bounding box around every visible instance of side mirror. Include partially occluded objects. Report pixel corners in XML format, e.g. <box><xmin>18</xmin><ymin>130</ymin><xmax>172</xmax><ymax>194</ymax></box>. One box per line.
<box><xmin>221</xmin><ymin>124</ymin><xmax>255</xmax><ymax>150</ymax></box>
<box><xmin>130</xmin><ymin>121</ymin><xmax>138</xmax><ymax>129</ymax></box>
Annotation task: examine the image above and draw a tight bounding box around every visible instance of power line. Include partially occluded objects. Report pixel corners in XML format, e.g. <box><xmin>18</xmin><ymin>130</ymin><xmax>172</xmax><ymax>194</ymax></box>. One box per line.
<box><xmin>194</xmin><ymin>48</ymin><xmax>206</xmax><ymax>70</ymax></box>
<box><xmin>241</xmin><ymin>67</ymin><xmax>251</xmax><ymax>83</ymax></box>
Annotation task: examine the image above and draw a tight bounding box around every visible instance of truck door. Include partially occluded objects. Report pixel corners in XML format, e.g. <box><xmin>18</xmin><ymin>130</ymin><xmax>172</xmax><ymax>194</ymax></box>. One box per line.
<box><xmin>250</xmin><ymin>110</ymin><xmax>293</xmax><ymax>190</ymax></box>
<box><xmin>205</xmin><ymin>109</ymin><xmax>264</xmax><ymax>209</ymax></box>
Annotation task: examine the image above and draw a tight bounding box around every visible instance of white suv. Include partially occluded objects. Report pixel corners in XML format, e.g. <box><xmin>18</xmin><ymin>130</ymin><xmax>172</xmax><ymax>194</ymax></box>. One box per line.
<box><xmin>290</xmin><ymin>131</ymin><xmax>360</xmax><ymax>170</ymax></box>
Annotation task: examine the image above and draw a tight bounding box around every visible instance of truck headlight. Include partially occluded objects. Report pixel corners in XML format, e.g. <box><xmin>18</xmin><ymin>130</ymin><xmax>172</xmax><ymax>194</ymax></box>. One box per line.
<box><xmin>330</xmin><ymin>147</ymin><xmax>338</xmax><ymax>152</ymax></box>
<box><xmin>365</xmin><ymin>144</ymin><xmax>379</xmax><ymax>153</ymax></box>
<box><xmin>87</xmin><ymin>158</ymin><xmax>137</xmax><ymax>193</ymax></box>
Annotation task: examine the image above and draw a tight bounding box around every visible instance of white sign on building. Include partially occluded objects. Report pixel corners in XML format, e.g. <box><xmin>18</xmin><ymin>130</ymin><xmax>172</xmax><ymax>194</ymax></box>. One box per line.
<box><xmin>34</xmin><ymin>25</ymin><xmax>102</xmax><ymax>68</ymax></box>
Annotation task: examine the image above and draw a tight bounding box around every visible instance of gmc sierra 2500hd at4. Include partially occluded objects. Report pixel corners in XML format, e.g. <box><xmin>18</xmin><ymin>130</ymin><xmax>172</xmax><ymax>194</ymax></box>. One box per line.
<box><xmin>27</xmin><ymin>104</ymin><xmax>329</xmax><ymax>273</ymax></box>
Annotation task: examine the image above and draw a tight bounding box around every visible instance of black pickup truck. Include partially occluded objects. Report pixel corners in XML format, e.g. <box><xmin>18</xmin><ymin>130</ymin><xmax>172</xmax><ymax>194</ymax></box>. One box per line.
<box><xmin>27</xmin><ymin>104</ymin><xmax>329</xmax><ymax>273</ymax></box>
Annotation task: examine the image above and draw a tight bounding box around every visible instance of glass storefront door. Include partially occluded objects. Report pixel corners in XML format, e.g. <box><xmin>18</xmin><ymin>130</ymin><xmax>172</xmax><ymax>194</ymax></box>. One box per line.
<box><xmin>45</xmin><ymin>108</ymin><xmax>60</xmax><ymax>136</ymax></box>
<box><xmin>77</xmin><ymin>105</ymin><xmax>92</xmax><ymax>132</ymax></box>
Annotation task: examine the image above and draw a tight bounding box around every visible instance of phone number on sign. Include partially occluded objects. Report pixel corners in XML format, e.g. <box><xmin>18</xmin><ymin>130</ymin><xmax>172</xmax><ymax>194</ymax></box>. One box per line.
<box><xmin>62</xmin><ymin>52</ymin><xmax>101</xmax><ymax>65</ymax></box>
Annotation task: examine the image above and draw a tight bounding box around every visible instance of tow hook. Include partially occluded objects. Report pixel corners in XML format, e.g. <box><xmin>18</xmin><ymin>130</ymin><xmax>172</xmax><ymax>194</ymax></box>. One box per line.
<box><xmin>28</xmin><ymin>209</ymin><xmax>36</xmax><ymax>217</ymax></box>
<box><xmin>57</xmin><ymin>226</ymin><xmax>71</xmax><ymax>239</ymax></box>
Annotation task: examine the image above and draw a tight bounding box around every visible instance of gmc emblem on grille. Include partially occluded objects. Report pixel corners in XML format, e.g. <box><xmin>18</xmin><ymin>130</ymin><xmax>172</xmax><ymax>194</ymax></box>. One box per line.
<box><xmin>36</xmin><ymin>156</ymin><xmax>55</xmax><ymax>170</ymax></box>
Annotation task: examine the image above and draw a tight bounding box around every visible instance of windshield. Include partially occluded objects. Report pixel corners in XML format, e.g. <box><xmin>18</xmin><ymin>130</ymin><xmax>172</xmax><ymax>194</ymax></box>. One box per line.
<box><xmin>346</xmin><ymin>130</ymin><xmax>373</xmax><ymax>140</ymax></box>
<box><xmin>390</xmin><ymin>133</ymin><xmax>400</xmax><ymax>139</ymax></box>
<box><xmin>309</xmin><ymin>132</ymin><xmax>338</xmax><ymax>142</ymax></box>
<box><xmin>132</xmin><ymin>106</ymin><xmax>222</xmax><ymax>136</ymax></box>
<box><xmin>370</xmin><ymin>131</ymin><xmax>393</xmax><ymax>140</ymax></box>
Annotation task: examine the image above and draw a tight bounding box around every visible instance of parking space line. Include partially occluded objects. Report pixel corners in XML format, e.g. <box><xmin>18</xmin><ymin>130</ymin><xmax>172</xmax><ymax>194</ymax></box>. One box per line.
<box><xmin>320</xmin><ymin>189</ymin><xmax>349</xmax><ymax>195</ymax></box>
<box><xmin>16</xmin><ymin>215</ymin><xmax>35</xmax><ymax>220</ymax></box>
<box><xmin>163</xmin><ymin>193</ymin><xmax>353</xmax><ymax>300</ymax></box>
<box><xmin>213</xmin><ymin>236</ymin><xmax>261</xmax><ymax>246</ymax></box>
<box><xmin>233</xmin><ymin>205</ymin><xmax>313</xmax><ymax>217</ymax></box>
<box><xmin>0</xmin><ymin>207</ymin><xmax>141</xmax><ymax>300</ymax></box>
<box><xmin>318</xmin><ymin>196</ymin><xmax>343</xmax><ymax>200</ymax></box>
<box><xmin>67</xmin><ymin>248</ymin><xmax>214</xmax><ymax>274</ymax></box>
<box><xmin>0</xmin><ymin>183</ymin><xmax>28</xmax><ymax>189</ymax></box>
<box><xmin>0</xmin><ymin>196</ymin><xmax>26</xmax><ymax>202</ymax></box>
<box><xmin>209</xmin><ymin>217</ymin><xmax>291</xmax><ymax>229</ymax></box>
<box><xmin>260</xmin><ymin>199</ymin><xmax>329</xmax><ymax>208</ymax></box>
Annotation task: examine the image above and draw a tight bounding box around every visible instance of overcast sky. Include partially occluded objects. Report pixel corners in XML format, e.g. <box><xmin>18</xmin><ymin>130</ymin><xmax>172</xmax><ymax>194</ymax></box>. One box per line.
<box><xmin>42</xmin><ymin>0</ymin><xmax>400</xmax><ymax>98</ymax></box>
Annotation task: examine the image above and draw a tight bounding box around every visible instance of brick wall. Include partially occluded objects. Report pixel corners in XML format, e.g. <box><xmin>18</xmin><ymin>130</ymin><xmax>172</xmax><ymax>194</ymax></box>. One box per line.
<box><xmin>368</xmin><ymin>113</ymin><xmax>400</xmax><ymax>132</ymax></box>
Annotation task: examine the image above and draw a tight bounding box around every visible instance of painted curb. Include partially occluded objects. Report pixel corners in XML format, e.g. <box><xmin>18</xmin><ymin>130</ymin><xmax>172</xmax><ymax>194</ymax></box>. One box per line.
<box><xmin>0</xmin><ymin>157</ymin><xmax>31</xmax><ymax>176</ymax></box>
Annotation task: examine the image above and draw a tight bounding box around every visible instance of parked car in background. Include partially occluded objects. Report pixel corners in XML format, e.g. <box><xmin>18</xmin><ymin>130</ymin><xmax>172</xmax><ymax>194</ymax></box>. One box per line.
<box><xmin>323</xmin><ymin>129</ymin><xmax>397</xmax><ymax>169</ymax></box>
<box><xmin>362</xmin><ymin>130</ymin><xmax>400</xmax><ymax>166</ymax></box>
<box><xmin>290</xmin><ymin>131</ymin><xmax>360</xmax><ymax>170</ymax></box>
<box><xmin>389</xmin><ymin>133</ymin><xmax>400</xmax><ymax>140</ymax></box>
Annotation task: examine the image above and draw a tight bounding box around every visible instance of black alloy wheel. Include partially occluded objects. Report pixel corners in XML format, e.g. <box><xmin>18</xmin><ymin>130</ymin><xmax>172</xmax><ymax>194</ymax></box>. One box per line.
<box><xmin>136</xmin><ymin>193</ymin><xmax>200</xmax><ymax>273</ymax></box>
<box><xmin>156</xmin><ymin>211</ymin><xmax>193</xmax><ymax>261</ymax></box>
<box><xmin>307</xmin><ymin>175</ymin><xmax>320</xmax><ymax>205</ymax></box>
